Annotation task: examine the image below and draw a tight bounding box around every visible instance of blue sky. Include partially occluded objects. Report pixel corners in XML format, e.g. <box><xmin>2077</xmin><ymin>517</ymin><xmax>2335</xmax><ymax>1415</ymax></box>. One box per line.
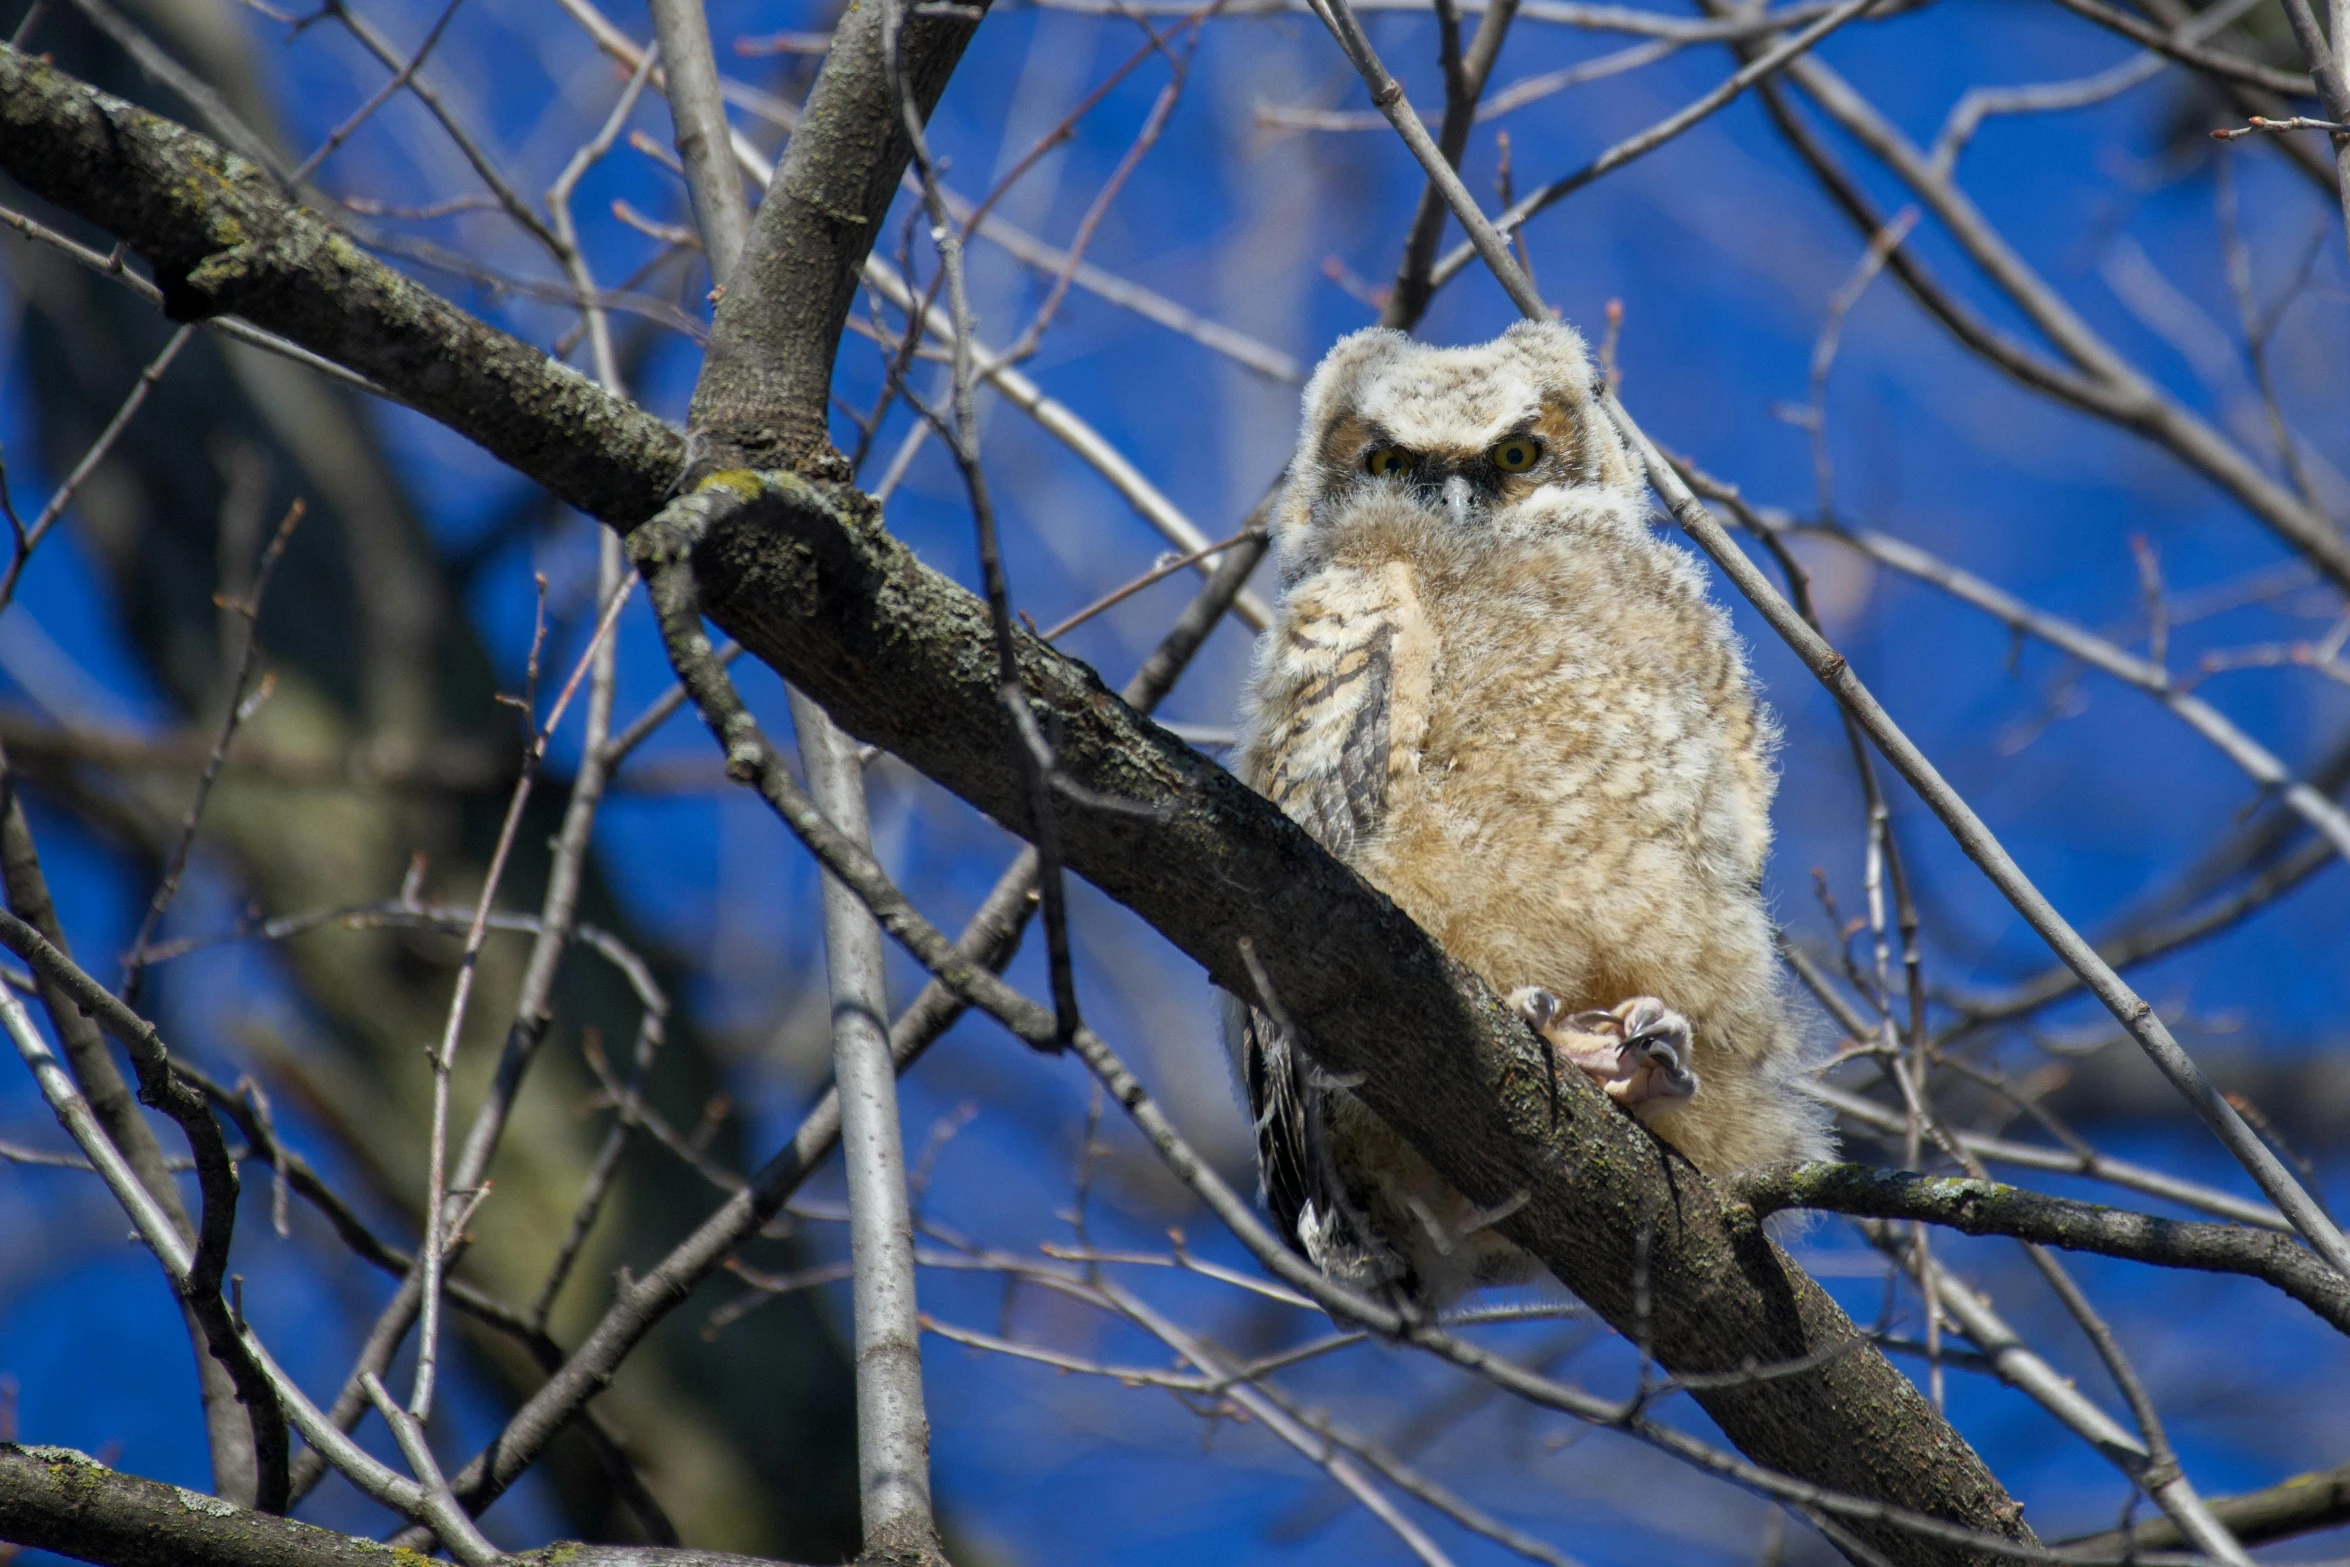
<box><xmin>5</xmin><ymin>0</ymin><xmax>2350</xmax><ymax>1560</ymax></box>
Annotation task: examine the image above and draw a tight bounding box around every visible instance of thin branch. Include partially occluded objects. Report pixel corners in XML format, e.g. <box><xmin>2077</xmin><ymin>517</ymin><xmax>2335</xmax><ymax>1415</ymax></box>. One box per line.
<box><xmin>892</xmin><ymin>0</ymin><xmax>1082</xmax><ymax>1060</ymax></box>
<box><xmin>1421</xmin><ymin>0</ymin><xmax>1884</xmax><ymax>297</ymax></box>
<box><xmin>1810</xmin><ymin>1078</ymin><xmax>2288</xmax><ymax>1231</ymax></box>
<box><xmin>0</xmin><ymin>323</ymin><xmax>192</xmax><ymax>615</ymax></box>
<box><xmin>2062</xmin><ymin>1454</ymin><xmax>2350</xmax><ymax>1555</ymax></box>
<box><xmin>410</xmin><ymin>577</ymin><xmax>624</xmax><ymax>1429</ymax></box>
<box><xmin>292</xmin><ymin>538</ymin><xmax>641</xmax><ymax>1503</ymax></box>
<box><xmin>2268</xmin><ymin>0</ymin><xmax>2350</xmax><ymax>264</ymax></box>
<box><xmin>0</xmin><ymin>926</ymin><xmax>495</xmax><ymax>1543</ymax></box>
<box><xmin>289</xmin><ymin>0</ymin><xmax>465</xmax><ymax>184</ymax></box>
<box><xmin>2042</xmin><ymin>0</ymin><xmax>2316</xmax><ymax>97</ymax></box>
<box><xmin>1737</xmin><ymin>1163</ymin><xmax>2350</xmax><ymax>1337</ymax></box>
<box><xmin>313</xmin><ymin>0</ymin><xmax>561</xmax><ymax>252</ymax></box>
<box><xmin>648</xmin><ymin>0</ymin><xmax>749</xmax><ymax>279</ymax></box>
<box><xmin>1744</xmin><ymin>31</ymin><xmax>2350</xmax><ymax>593</ymax></box>
<box><xmin>411</xmin><ymin>521</ymin><xmax>1261</xmax><ymax>1533</ymax></box>
<box><xmin>1381</xmin><ymin>0</ymin><xmax>1521</xmax><ymax>329</ymax></box>
<box><xmin>2210</xmin><ymin>112</ymin><xmax>2347</xmax><ymax>137</ymax></box>
<box><xmin>0</xmin><ymin>739</ymin><xmax>281</xmax><ymax>1509</ymax></box>
<box><xmin>120</xmin><ymin>498</ymin><xmax>307</xmax><ymax>1005</ymax></box>
<box><xmin>1772</xmin><ymin>516</ymin><xmax>2350</xmax><ymax>864</ymax></box>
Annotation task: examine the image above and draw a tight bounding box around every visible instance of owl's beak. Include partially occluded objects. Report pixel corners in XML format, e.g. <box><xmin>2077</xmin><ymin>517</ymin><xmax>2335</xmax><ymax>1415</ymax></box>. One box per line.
<box><xmin>1441</xmin><ymin>474</ymin><xmax>1480</xmax><ymax>528</ymax></box>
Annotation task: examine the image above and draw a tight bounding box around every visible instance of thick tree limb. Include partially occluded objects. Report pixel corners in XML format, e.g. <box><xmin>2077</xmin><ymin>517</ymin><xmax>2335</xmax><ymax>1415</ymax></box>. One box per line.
<box><xmin>0</xmin><ymin>1443</ymin><xmax>803</xmax><ymax>1567</ymax></box>
<box><xmin>1736</xmin><ymin>1163</ymin><xmax>2350</xmax><ymax>1336</ymax></box>
<box><xmin>0</xmin><ymin>45</ymin><xmax>683</xmax><ymax>526</ymax></box>
<box><xmin>0</xmin><ymin>41</ymin><xmax>2031</xmax><ymax>1564</ymax></box>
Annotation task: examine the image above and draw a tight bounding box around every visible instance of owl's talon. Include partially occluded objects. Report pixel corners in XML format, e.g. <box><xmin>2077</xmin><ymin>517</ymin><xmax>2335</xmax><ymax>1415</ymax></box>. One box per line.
<box><xmin>1509</xmin><ymin>988</ymin><xmax>1699</xmax><ymax>1108</ymax></box>
<box><xmin>1511</xmin><ymin>986</ymin><xmax>1563</xmax><ymax>1031</ymax></box>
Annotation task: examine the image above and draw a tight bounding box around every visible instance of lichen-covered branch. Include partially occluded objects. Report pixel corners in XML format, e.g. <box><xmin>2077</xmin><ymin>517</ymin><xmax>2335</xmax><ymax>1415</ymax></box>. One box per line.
<box><xmin>633</xmin><ymin>471</ymin><xmax>2030</xmax><ymax>1564</ymax></box>
<box><xmin>0</xmin><ymin>1443</ymin><xmax>804</xmax><ymax>1567</ymax></box>
<box><xmin>0</xmin><ymin>43</ymin><xmax>684</xmax><ymax>528</ymax></box>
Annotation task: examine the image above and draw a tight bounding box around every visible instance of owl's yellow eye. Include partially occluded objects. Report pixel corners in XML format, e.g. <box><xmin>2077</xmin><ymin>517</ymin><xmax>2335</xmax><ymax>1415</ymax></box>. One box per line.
<box><xmin>1365</xmin><ymin>446</ymin><xmax>1413</xmax><ymax>479</ymax></box>
<box><xmin>1490</xmin><ymin>437</ymin><xmax>1543</xmax><ymax>473</ymax></box>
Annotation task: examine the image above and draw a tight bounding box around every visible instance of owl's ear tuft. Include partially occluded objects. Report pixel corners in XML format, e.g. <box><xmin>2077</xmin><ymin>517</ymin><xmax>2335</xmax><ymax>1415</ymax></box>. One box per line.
<box><xmin>1498</xmin><ymin>316</ymin><xmax>1592</xmax><ymax>365</ymax></box>
<box><xmin>1299</xmin><ymin>327</ymin><xmax>1414</xmax><ymax>429</ymax></box>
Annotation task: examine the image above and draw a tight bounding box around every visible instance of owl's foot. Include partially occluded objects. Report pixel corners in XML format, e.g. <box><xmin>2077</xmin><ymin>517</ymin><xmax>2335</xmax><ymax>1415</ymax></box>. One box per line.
<box><xmin>1509</xmin><ymin>989</ymin><xmax>1699</xmax><ymax>1107</ymax></box>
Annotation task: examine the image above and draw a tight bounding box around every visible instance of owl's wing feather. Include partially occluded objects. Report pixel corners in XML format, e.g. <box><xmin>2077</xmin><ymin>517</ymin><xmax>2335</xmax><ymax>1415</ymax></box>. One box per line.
<box><xmin>1238</xmin><ymin>1001</ymin><xmax>1318</xmax><ymax>1257</ymax></box>
<box><xmin>1236</xmin><ymin>563</ymin><xmax>1434</xmax><ymax>1272</ymax></box>
<box><xmin>1254</xmin><ymin>563</ymin><xmax>1431</xmax><ymax>861</ymax></box>
<box><xmin>1260</xmin><ymin>625</ymin><xmax>1393</xmax><ymax>860</ymax></box>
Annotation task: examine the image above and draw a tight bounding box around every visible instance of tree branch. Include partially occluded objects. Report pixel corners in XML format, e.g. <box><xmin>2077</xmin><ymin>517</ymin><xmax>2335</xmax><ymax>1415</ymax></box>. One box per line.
<box><xmin>1380</xmin><ymin>0</ymin><xmax>1520</xmax><ymax>329</ymax></box>
<box><xmin>682</xmin><ymin>0</ymin><xmax>988</xmax><ymax>477</ymax></box>
<box><xmin>2062</xmin><ymin>1454</ymin><xmax>2350</xmax><ymax>1556</ymax></box>
<box><xmin>0</xmin><ymin>907</ymin><xmax>290</xmax><ymax>1512</ymax></box>
<box><xmin>0</xmin><ymin>1443</ymin><xmax>804</xmax><ymax>1567</ymax></box>
<box><xmin>0</xmin><ymin>44</ymin><xmax>684</xmax><ymax>527</ymax></box>
<box><xmin>0</xmin><ymin>734</ymin><xmax>272</xmax><ymax>1508</ymax></box>
<box><xmin>402</xmin><ymin>522</ymin><xmax>1260</xmax><ymax>1536</ymax></box>
<box><xmin>632</xmin><ymin>469</ymin><xmax>2032</xmax><ymax>1564</ymax></box>
<box><xmin>1735</xmin><ymin>1163</ymin><xmax>2350</xmax><ymax>1337</ymax></box>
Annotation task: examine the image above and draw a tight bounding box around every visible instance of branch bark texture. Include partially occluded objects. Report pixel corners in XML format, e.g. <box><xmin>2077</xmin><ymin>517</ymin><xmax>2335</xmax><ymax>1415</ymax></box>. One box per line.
<box><xmin>1737</xmin><ymin>1163</ymin><xmax>2350</xmax><ymax>1335</ymax></box>
<box><xmin>0</xmin><ymin>44</ymin><xmax>683</xmax><ymax>525</ymax></box>
<box><xmin>682</xmin><ymin>0</ymin><xmax>988</xmax><ymax>477</ymax></box>
<box><xmin>0</xmin><ymin>1443</ymin><xmax>805</xmax><ymax>1567</ymax></box>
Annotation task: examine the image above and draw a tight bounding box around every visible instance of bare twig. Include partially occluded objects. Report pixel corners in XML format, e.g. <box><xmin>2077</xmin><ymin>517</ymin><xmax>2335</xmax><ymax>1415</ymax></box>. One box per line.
<box><xmin>0</xmin><ymin>324</ymin><xmax>192</xmax><ymax>615</ymax></box>
<box><xmin>120</xmin><ymin>498</ymin><xmax>307</xmax><ymax>1005</ymax></box>
<box><xmin>2042</xmin><ymin>0</ymin><xmax>2316</xmax><ymax>95</ymax></box>
<box><xmin>406</xmin><ymin>578</ymin><xmax>628</xmax><ymax>1425</ymax></box>
<box><xmin>0</xmin><ymin>737</ymin><xmax>275</xmax><ymax>1506</ymax></box>
<box><xmin>406</xmin><ymin>519</ymin><xmax>1263</xmax><ymax>1535</ymax></box>
<box><xmin>648</xmin><ymin>0</ymin><xmax>749</xmax><ymax>279</ymax></box>
<box><xmin>1381</xmin><ymin>0</ymin><xmax>1521</xmax><ymax>330</ymax></box>
<box><xmin>1742</xmin><ymin>29</ymin><xmax>2350</xmax><ymax>593</ymax></box>
<box><xmin>2211</xmin><ymin>112</ymin><xmax>2348</xmax><ymax>137</ymax></box>
<box><xmin>289</xmin><ymin>0</ymin><xmax>465</xmax><ymax>184</ymax></box>
<box><xmin>1421</xmin><ymin>0</ymin><xmax>1884</xmax><ymax>296</ymax></box>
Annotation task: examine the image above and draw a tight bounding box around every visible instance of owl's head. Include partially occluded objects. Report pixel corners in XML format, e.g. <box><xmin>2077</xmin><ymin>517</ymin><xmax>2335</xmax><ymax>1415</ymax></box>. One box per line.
<box><xmin>1272</xmin><ymin>320</ymin><xmax>1644</xmax><ymax>583</ymax></box>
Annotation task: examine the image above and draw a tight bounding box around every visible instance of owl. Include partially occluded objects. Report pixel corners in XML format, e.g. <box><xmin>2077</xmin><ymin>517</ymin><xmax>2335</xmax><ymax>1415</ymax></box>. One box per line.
<box><xmin>1227</xmin><ymin>320</ymin><xmax>1832</xmax><ymax>1307</ymax></box>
